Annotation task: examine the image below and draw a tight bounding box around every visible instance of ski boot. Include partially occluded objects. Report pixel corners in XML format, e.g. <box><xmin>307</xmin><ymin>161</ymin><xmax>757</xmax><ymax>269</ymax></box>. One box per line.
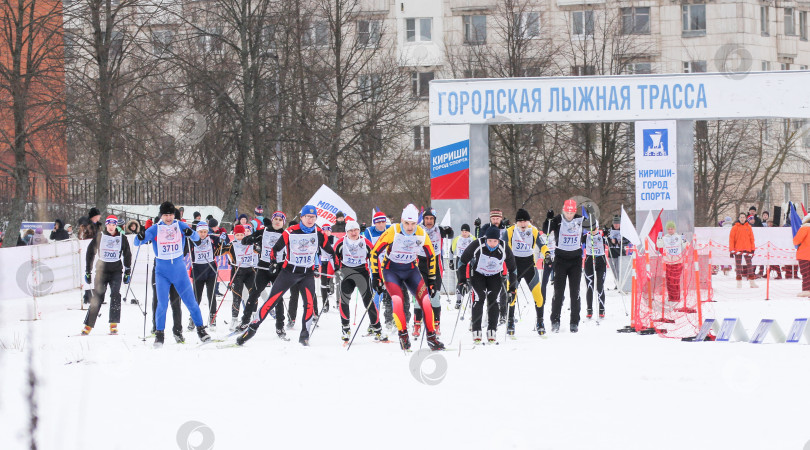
<box><xmin>385</xmin><ymin>320</ymin><xmax>394</xmax><ymax>331</ymax></box>
<box><xmin>412</xmin><ymin>320</ymin><xmax>422</xmax><ymax>338</ymax></box>
<box><xmin>196</xmin><ymin>326</ymin><xmax>211</xmax><ymax>343</ymax></box>
<box><xmin>398</xmin><ymin>330</ymin><xmax>411</xmax><ymax>350</ymax></box>
<box><xmin>109</xmin><ymin>323</ymin><xmax>118</xmax><ymax>335</ymax></box>
<box><xmin>487</xmin><ymin>329</ymin><xmax>497</xmax><ymax>344</ymax></box>
<box><xmin>434</xmin><ymin>321</ymin><xmax>441</xmax><ymax>336</ymax></box>
<box><xmin>173</xmin><ymin>331</ymin><xmax>185</xmax><ymax>343</ymax></box>
<box><xmin>323</xmin><ymin>301</ymin><xmax>330</xmax><ymax>313</ymax></box>
<box><xmin>154</xmin><ymin>331</ymin><xmax>164</xmax><ymax>348</ymax></box>
<box><xmin>287</xmin><ymin>319</ymin><xmax>296</xmax><ymax>329</ymax></box>
<box><xmin>276</xmin><ymin>326</ymin><xmax>288</xmax><ymax>341</ymax></box>
<box><xmin>472</xmin><ymin>330</ymin><xmax>482</xmax><ymax>344</ymax></box>
<box><xmin>551</xmin><ymin>322</ymin><xmax>560</xmax><ymax>333</ymax></box>
<box><xmin>209</xmin><ymin>316</ymin><xmax>216</xmax><ymax>331</ymax></box>
<box><xmin>570</xmin><ymin>323</ymin><xmax>579</xmax><ymax>333</ymax></box>
<box><xmin>374</xmin><ymin>328</ymin><xmax>389</xmax><ymax>342</ymax></box>
<box><xmin>426</xmin><ymin>332</ymin><xmax>445</xmax><ymax>351</ymax></box>
<box><xmin>455</xmin><ymin>300</ymin><xmax>461</xmax><ymax>310</ymax></box>
<box><xmin>341</xmin><ymin>326</ymin><xmax>351</xmax><ymax>343</ymax></box>
<box><xmin>498</xmin><ymin>316</ymin><xmax>507</xmax><ymax>326</ymax></box>
<box><xmin>366</xmin><ymin>325</ymin><xmax>374</xmax><ymax>336</ymax></box>
<box><xmin>599</xmin><ymin>310</ymin><xmax>605</xmax><ymax>319</ymax></box>
<box><xmin>586</xmin><ymin>309</ymin><xmax>593</xmax><ymax>319</ymax></box>
<box><xmin>187</xmin><ymin>317</ymin><xmax>195</xmax><ymax>331</ymax></box>
<box><xmin>236</xmin><ymin>321</ymin><xmax>249</xmax><ymax>332</ymax></box>
<box><xmin>236</xmin><ymin>323</ymin><xmax>258</xmax><ymax>346</ymax></box>
<box><xmin>299</xmin><ymin>335</ymin><xmax>310</xmax><ymax>346</ymax></box>
<box><xmin>536</xmin><ymin>321</ymin><xmax>546</xmax><ymax>336</ymax></box>
<box><xmin>229</xmin><ymin>316</ymin><xmax>239</xmax><ymax>332</ymax></box>
<box><xmin>506</xmin><ymin>320</ymin><xmax>515</xmax><ymax>337</ymax></box>
<box><xmin>80</xmin><ymin>325</ymin><xmax>92</xmax><ymax>336</ymax></box>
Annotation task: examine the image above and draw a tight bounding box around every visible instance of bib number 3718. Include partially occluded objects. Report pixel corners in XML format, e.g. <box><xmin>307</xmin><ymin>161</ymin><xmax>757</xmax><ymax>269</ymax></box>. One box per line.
<box><xmin>295</xmin><ymin>255</ymin><xmax>313</xmax><ymax>265</ymax></box>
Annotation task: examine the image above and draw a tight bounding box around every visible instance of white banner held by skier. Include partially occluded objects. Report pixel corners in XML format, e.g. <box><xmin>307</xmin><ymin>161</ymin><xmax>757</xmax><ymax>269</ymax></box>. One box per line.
<box><xmin>306</xmin><ymin>185</ymin><xmax>358</xmax><ymax>228</ymax></box>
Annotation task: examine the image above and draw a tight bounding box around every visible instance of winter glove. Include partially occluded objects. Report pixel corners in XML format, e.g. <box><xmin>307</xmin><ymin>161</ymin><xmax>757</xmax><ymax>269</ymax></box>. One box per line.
<box><xmin>508</xmin><ymin>291</ymin><xmax>517</xmax><ymax>307</ymax></box>
<box><xmin>184</xmin><ymin>227</ymin><xmax>194</xmax><ymax>237</ymax></box>
<box><xmin>253</xmin><ymin>242</ymin><xmax>262</xmax><ymax>254</ymax></box>
<box><xmin>372</xmin><ymin>274</ymin><xmax>385</xmax><ymax>294</ymax></box>
<box><xmin>729</xmin><ymin>252</ymin><xmax>734</xmax><ymax>258</ymax></box>
<box><xmin>441</xmin><ymin>226</ymin><xmax>454</xmax><ymax>239</ymax></box>
<box><xmin>269</xmin><ymin>262</ymin><xmax>280</xmax><ymax>276</ymax></box>
<box><xmin>84</xmin><ymin>272</ymin><xmax>92</xmax><ymax>284</ymax></box>
<box><xmin>220</xmin><ymin>232</ymin><xmax>228</xmax><ymax>242</ymax></box>
<box><xmin>474</xmin><ymin>217</ymin><xmax>481</xmax><ymax>227</ymax></box>
<box><xmin>448</xmin><ymin>259</ymin><xmax>455</xmax><ymax>270</ymax></box>
<box><xmin>136</xmin><ymin>229</ymin><xmax>146</xmax><ymax>241</ymax></box>
<box><xmin>123</xmin><ymin>268</ymin><xmax>131</xmax><ymax>284</ymax></box>
<box><xmin>427</xmin><ymin>276</ymin><xmax>437</xmax><ymax>297</ymax></box>
<box><xmin>503</xmin><ymin>218</ymin><xmax>511</xmax><ymax>228</ymax></box>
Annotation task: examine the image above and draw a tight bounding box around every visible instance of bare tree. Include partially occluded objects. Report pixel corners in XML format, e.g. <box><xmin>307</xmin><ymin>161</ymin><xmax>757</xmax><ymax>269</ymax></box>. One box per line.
<box><xmin>0</xmin><ymin>0</ymin><xmax>64</xmax><ymax>246</ymax></box>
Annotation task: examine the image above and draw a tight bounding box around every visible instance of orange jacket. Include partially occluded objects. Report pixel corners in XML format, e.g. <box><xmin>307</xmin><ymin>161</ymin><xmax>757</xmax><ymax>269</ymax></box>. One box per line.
<box><xmin>728</xmin><ymin>222</ymin><xmax>755</xmax><ymax>252</ymax></box>
<box><xmin>793</xmin><ymin>225</ymin><xmax>810</xmax><ymax>260</ymax></box>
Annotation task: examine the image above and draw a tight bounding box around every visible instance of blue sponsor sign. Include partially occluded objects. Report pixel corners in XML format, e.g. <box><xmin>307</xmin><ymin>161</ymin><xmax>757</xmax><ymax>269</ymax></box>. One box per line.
<box><xmin>430</xmin><ymin>140</ymin><xmax>470</xmax><ymax>179</ymax></box>
<box><xmin>642</xmin><ymin>129</ymin><xmax>668</xmax><ymax>157</ymax></box>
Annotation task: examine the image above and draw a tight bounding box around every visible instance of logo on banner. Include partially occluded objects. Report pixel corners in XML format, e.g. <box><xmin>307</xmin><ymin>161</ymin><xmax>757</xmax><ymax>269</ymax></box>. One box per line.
<box><xmin>430</xmin><ymin>140</ymin><xmax>470</xmax><ymax>179</ymax></box>
<box><xmin>642</xmin><ymin>129</ymin><xmax>668</xmax><ymax>157</ymax></box>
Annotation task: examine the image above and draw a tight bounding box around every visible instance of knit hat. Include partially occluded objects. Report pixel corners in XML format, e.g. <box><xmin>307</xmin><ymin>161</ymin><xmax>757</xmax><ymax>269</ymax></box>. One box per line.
<box><xmin>402</xmin><ymin>204</ymin><xmax>419</xmax><ymax>223</ymax></box>
<box><xmin>255</xmin><ymin>205</ymin><xmax>264</xmax><ymax>216</ymax></box>
<box><xmin>461</xmin><ymin>223</ymin><xmax>470</xmax><ymax>232</ymax></box>
<box><xmin>193</xmin><ymin>211</ymin><xmax>201</xmax><ymax>219</ymax></box>
<box><xmin>336</xmin><ymin>211</ymin><xmax>344</xmax><ymax>219</ymax></box>
<box><xmin>238</xmin><ymin>213</ymin><xmax>249</xmax><ymax>222</ymax></box>
<box><xmin>105</xmin><ymin>215</ymin><xmax>118</xmax><ymax>225</ymax></box>
<box><xmin>613</xmin><ymin>215</ymin><xmax>621</xmax><ymax>225</ymax></box>
<box><xmin>208</xmin><ymin>218</ymin><xmax>218</xmax><ymax>228</ymax></box>
<box><xmin>749</xmin><ymin>205</ymin><xmax>757</xmax><ymax>212</ymax></box>
<box><xmin>665</xmin><ymin>220</ymin><xmax>676</xmax><ymax>230</ymax></box>
<box><xmin>271</xmin><ymin>211</ymin><xmax>286</xmax><ymax>222</ymax></box>
<box><xmin>35</xmin><ymin>227</ymin><xmax>43</xmax><ymax>234</ymax></box>
<box><xmin>300</xmin><ymin>205</ymin><xmax>317</xmax><ymax>217</ymax></box>
<box><xmin>485</xmin><ymin>227</ymin><xmax>501</xmax><ymax>240</ymax></box>
<box><xmin>196</xmin><ymin>222</ymin><xmax>209</xmax><ymax>232</ymax></box>
<box><xmin>159</xmin><ymin>201</ymin><xmax>175</xmax><ymax>216</ymax></box>
<box><xmin>563</xmin><ymin>199</ymin><xmax>577</xmax><ymax>213</ymax></box>
<box><xmin>422</xmin><ymin>208</ymin><xmax>437</xmax><ymax>219</ymax></box>
<box><xmin>515</xmin><ymin>209</ymin><xmax>530</xmax><ymax>222</ymax></box>
<box><xmin>345</xmin><ymin>220</ymin><xmax>360</xmax><ymax>231</ymax></box>
<box><xmin>322</xmin><ymin>224</ymin><xmax>332</xmax><ymax>232</ymax></box>
<box><xmin>88</xmin><ymin>207</ymin><xmax>101</xmax><ymax>219</ymax></box>
<box><xmin>233</xmin><ymin>224</ymin><xmax>245</xmax><ymax>234</ymax></box>
<box><xmin>490</xmin><ymin>208</ymin><xmax>503</xmax><ymax>218</ymax></box>
<box><xmin>373</xmin><ymin>211</ymin><xmax>387</xmax><ymax>224</ymax></box>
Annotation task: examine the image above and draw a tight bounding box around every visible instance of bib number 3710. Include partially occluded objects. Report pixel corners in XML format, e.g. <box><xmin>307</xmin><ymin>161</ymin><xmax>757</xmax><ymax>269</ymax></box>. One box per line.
<box><xmin>162</xmin><ymin>243</ymin><xmax>179</xmax><ymax>253</ymax></box>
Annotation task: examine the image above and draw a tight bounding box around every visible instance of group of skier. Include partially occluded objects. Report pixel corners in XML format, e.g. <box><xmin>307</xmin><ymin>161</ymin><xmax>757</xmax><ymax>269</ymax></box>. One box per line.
<box><xmin>80</xmin><ymin>197</ymin><xmax>685</xmax><ymax>352</ymax></box>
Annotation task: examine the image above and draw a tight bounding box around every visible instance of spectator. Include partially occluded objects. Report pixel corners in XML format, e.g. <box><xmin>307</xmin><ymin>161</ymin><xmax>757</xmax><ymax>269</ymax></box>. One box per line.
<box><xmin>748</xmin><ymin>206</ymin><xmax>763</xmax><ymax>227</ymax></box>
<box><xmin>65</xmin><ymin>223</ymin><xmax>73</xmax><ymax>237</ymax></box>
<box><xmin>793</xmin><ymin>214</ymin><xmax>810</xmax><ymax>296</ymax></box>
<box><xmin>124</xmin><ymin>219</ymin><xmax>141</xmax><ymax>235</ymax></box>
<box><xmin>331</xmin><ymin>211</ymin><xmax>346</xmax><ymax>233</ymax></box>
<box><xmin>30</xmin><ymin>227</ymin><xmax>49</xmax><ymax>245</ymax></box>
<box><xmin>761</xmin><ymin>211</ymin><xmax>770</xmax><ymax>227</ymax></box>
<box><xmin>21</xmin><ymin>229</ymin><xmax>34</xmax><ymax>245</ymax></box>
<box><xmin>50</xmin><ymin>219</ymin><xmax>70</xmax><ymax>241</ymax></box>
<box><xmin>729</xmin><ymin>212</ymin><xmax>757</xmax><ymax>288</ymax></box>
<box><xmin>86</xmin><ymin>207</ymin><xmax>102</xmax><ymax>237</ymax></box>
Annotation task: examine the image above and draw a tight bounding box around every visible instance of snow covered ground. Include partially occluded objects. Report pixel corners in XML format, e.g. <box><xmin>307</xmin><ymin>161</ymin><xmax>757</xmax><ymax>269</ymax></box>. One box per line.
<box><xmin>1</xmin><ymin>272</ymin><xmax>809</xmax><ymax>450</ymax></box>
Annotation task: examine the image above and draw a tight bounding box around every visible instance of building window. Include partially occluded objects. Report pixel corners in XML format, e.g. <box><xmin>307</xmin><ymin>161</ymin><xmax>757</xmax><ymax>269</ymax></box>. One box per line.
<box><xmin>785</xmin><ymin>182</ymin><xmax>792</xmax><ymax>204</ymax></box>
<box><xmin>411</xmin><ymin>71</ymin><xmax>434</xmax><ymax>98</ymax></box>
<box><xmin>463</xmin><ymin>68</ymin><xmax>488</xmax><ymax>78</ymax></box>
<box><xmin>406</xmin><ymin>18</ymin><xmax>432</xmax><ymax>42</ymax></box>
<box><xmin>621</xmin><ymin>7</ymin><xmax>650</xmax><ymax>35</ymax></box>
<box><xmin>627</xmin><ymin>62</ymin><xmax>652</xmax><ymax>74</ymax></box>
<box><xmin>781</xmin><ymin>62</ymin><xmax>791</xmax><ymax>70</ymax></box>
<box><xmin>152</xmin><ymin>30</ymin><xmax>173</xmax><ymax>55</ymax></box>
<box><xmin>413</xmin><ymin>126</ymin><xmax>430</xmax><ymax>150</ymax></box>
<box><xmin>359</xmin><ymin>74</ymin><xmax>382</xmax><ymax>100</ymax></box>
<box><xmin>571</xmin><ymin>65</ymin><xmax>595</xmax><ymax>76</ymax></box>
<box><xmin>572</xmin><ymin>10</ymin><xmax>594</xmax><ymax>37</ymax></box>
<box><xmin>682</xmin><ymin>4</ymin><xmax>706</xmax><ymax>36</ymax></box>
<box><xmin>198</xmin><ymin>28</ymin><xmax>223</xmax><ymax>54</ymax></box>
<box><xmin>761</xmin><ymin>6</ymin><xmax>769</xmax><ymax>36</ymax></box>
<box><xmin>262</xmin><ymin>24</ymin><xmax>276</xmax><ymax>49</ymax></box>
<box><xmin>109</xmin><ymin>30</ymin><xmax>123</xmax><ymax>60</ymax></box>
<box><xmin>304</xmin><ymin>21</ymin><xmax>329</xmax><ymax>47</ymax></box>
<box><xmin>358</xmin><ymin>20</ymin><xmax>381</xmax><ymax>47</ymax></box>
<box><xmin>800</xmin><ymin>11</ymin><xmax>807</xmax><ymax>40</ymax></box>
<box><xmin>801</xmin><ymin>65</ymin><xmax>809</xmax><ymax>70</ymax></box>
<box><xmin>762</xmin><ymin>61</ymin><xmax>771</xmax><ymax>71</ymax></box>
<box><xmin>683</xmin><ymin>60</ymin><xmax>707</xmax><ymax>73</ymax></box>
<box><xmin>785</xmin><ymin>8</ymin><xmax>796</xmax><ymax>36</ymax></box>
<box><xmin>463</xmin><ymin>15</ymin><xmax>487</xmax><ymax>45</ymax></box>
<box><xmin>804</xmin><ymin>183</ymin><xmax>809</xmax><ymax>207</ymax></box>
<box><xmin>516</xmin><ymin>12</ymin><xmax>540</xmax><ymax>38</ymax></box>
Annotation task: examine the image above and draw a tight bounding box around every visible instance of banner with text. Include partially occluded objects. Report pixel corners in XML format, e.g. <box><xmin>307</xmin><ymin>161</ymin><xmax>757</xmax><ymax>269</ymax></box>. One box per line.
<box><xmin>635</xmin><ymin>120</ymin><xmax>677</xmax><ymax>211</ymax></box>
<box><xmin>305</xmin><ymin>185</ymin><xmax>358</xmax><ymax>228</ymax></box>
<box><xmin>430</xmin><ymin>139</ymin><xmax>470</xmax><ymax>200</ymax></box>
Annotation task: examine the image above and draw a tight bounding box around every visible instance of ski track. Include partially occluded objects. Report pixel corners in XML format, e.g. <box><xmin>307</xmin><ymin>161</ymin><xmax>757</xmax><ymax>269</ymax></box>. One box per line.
<box><xmin>1</xmin><ymin>274</ymin><xmax>809</xmax><ymax>450</ymax></box>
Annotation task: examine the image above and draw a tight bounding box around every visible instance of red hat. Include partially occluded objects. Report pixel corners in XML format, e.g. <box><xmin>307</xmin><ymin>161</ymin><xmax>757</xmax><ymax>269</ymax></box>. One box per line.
<box><xmin>563</xmin><ymin>199</ymin><xmax>577</xmax><ymax>213</ymax></box>
<box><xmin>373</xmin><ymin>211</ymin><xmax>386</xmax><ymax>223</ymax></box>
<box><xmin>233</xmin><ymin>224</ymin><xmax>245</xmax><ymax>234</ymax></box>
<box><xmin>105</xmin><ymin>215</ymin><xmax>118</xmax><ymax>225</ymax></box>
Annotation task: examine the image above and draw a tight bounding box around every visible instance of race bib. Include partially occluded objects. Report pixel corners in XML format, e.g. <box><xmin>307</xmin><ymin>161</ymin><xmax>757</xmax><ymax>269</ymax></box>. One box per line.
<box><xmin>156</xmin><ymin>222</ymin><xmax>183</xmax><ymax>260</ymax></box>
<box><xmin>98</xmin><ymin>234</ymin><xmax>122</xmax><ymax>263</ymax></box>
<box><xmin>557</xmin><ymin>218</ymin><xmax>583</xmax><ymax>252</ymax></box>
<box><xmin>585</xmin><ymin>234</ymin><xmax>605</xmax><ymax>256</ymax></box>
<box><xmin>455</xmin><ymin>237</ymin><xmax>473</xmax><ymax>257</ymax></box>
<box><xmin>342</xmin><ymin>238</ymin><xmax>367</xmax><ymax>267</ymax></box>
<box><xmin>193</xmin><ymin>238</ymin><xmax>214</xmax><ymax>264</ymax></box>
<box><xmin>476</xmin><ymin>253</ymin><xmax>504</xmax><ymax>276</ymax></box>
<box><xmin>511</xmin><ymin>228</ymin><xmax>535</xmax><ymax>258</ymax></box>
<box><xmin>289</xmin><ymin>232</ymin><xmax>318</xmax><ymax>268</ymax></box>
<box><xmin>232</xmin><ymin>241</ymin><xmax>256</xmax><ymax>267</ymax></box>
<box><xmin>389</xmin><ymin>233</ymin><xmax>419</xmax><ymax>264</ymax></box>
<box><xmin>260</xmin><ymin>230</ymin><xmax>282</xmax><ymax>263</ymax></box>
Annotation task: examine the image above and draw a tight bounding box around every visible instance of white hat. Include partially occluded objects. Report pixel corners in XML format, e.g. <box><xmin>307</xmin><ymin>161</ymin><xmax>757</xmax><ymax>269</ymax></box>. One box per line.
<box><xmin>345</xmin><ymin>220</ymin><xmax>360</xmax><ymax>231</ymax></box>
<box><xmin>402</xmin><ymin>204</ymin><xmax>419</xmax><ymax>223</ymax></box>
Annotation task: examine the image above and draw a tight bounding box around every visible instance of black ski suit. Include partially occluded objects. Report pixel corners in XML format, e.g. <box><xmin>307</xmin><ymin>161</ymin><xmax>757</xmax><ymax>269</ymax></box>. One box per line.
<box><xmin>84</xmin><ymin>229</ymin><xmax>131</xmax><ymax>328</ymax></box>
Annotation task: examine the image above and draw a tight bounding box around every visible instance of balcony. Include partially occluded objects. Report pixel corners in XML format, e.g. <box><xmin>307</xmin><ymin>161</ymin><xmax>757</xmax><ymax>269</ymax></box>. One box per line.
<box><xmin>777</xmin><ymin>34</ymin><xmax>798</xmax><ymax>57</ymax></box>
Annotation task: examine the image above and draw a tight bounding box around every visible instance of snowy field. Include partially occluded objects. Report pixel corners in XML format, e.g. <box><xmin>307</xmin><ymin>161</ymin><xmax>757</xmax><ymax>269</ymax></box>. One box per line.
<box><xmin>2</xmin><ymin>272</ymin><xmax>810</xmax><ymax>450</ymax></box>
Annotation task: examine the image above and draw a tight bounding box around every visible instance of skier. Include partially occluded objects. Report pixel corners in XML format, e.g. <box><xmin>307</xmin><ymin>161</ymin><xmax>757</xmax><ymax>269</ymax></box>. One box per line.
<box><xmin>415</xmin><ymin>207</ymin><xmax>453</xmax><ymax>337</ymax></box>
<box><xmin>657</xmin><ymin>221</ymin><xmax>688</xmax><ymax>303</ymax></box>
<box><xmin>184</xmin><ymin>222</ymin><xmax>223</xmax><ymax>330</ymax></box>
<box><xmin>80</xmin><ymin>215</ymin><xmax>131</xmax><ymax>335</ymax></box>
<box><xmin>369</xmin><ymin>204</ymin><xmax>445</xmax><ymax>351</ymax></box>
<box><xmin>456</xmin><ymin>226</ymin><xmax>517</xmax><ymax>344</ymax></box>
<box><xmin>224</xmin><ymin>224</ymin><xmax>257</xmax><ymax>331</ymax></box>
<box><xmin>237</xmin><ymin>211</ymin><xmax>287</xmax><ymax>338</ymax></box>
<box><xmin>134</xmin><ymin>202</ymin><xmax>211</xmax><ymax>347</ymax></box>
<box><xmin>333</xmin><ymin>220</ymin><xmax>387</xmax><ymax>343</ymax></box>
<box><xmin>477</xmin><ymin>208</ymin><xmax>508</xmax><ymax>323</ymax></box>
<box><xmin>582</xmin><ymin>217</ymin><xmax>607</xmax><ymax>319</ymax></box>
<box><xmin>317</xmin><ymin>224</ymin><xmax>337</xmax><ymax>314</ymax></box>
<box><xmin>250</xmin><ymin>205</ymin><xmax>265</xmax><ymax>232</ymax></box>
<box><xmin>236</xmin><ymin>205</ymin><xmax>335</xmax><ymax>346</ymax></box>
<box><xmin>363</xmin><ymin>210</ymin><xmax>411</xmax><ymax>329</ymax></box>
<box><xmin>548</xmin><ymin>199</ymin><xmax>585</xmax><ymax>333</ymax></box>
<box><xmin>504</xmin><ymin>209</ymin><xmax>549</xmax><ymax>336</ymax></box>
<box><xmin>449</xmin><ymin>224</ymin><xmax>474</xmax><ymax>309</ymax></box>
<box><xmin>540</xmin><ymin>209</ymin><xmax>555</xmax><ymax>304</ymax></box>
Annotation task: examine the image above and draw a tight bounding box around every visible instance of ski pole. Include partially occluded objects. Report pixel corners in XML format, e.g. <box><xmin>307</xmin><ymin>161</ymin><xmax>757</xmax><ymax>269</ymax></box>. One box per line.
<box><xmin>141</xmin><ymin>261</ymin><xmax>149</xmax><ymax>341</ymax></box>
<box><xmin>448</xmin><ymin>285</ymin><xmax>470</xmax><ymax>346</ymax></box>
<box><xmin>122</xmin><ymin>240</ymin><xmax>143</xmax><ymax>305</ymax></box>
<box><xmin>346</xmin><ymin>306</ymin><xmax>369</xmax><ymax>351</ymax></box>
<box><xmin>211</xmin><ymin>256</ymin><xmax>243</xmax><ymax>324</ymax></box>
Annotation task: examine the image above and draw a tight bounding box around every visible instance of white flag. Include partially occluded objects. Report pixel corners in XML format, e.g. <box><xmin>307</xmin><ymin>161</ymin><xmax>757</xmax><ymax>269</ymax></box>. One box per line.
<box><xmin>440</xmin><ymin>208</ymin><xmax>452</xmax><ymax>227</ymax></box>
<box><xmin>305</xmin><ymin>185</ymin><xmax>358</xmax><ymax>228</ymax></box>
<box><xmin>620</xmin><ymin>206</ymin><xmax>641</xmax><ymax>247</ymax></box>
